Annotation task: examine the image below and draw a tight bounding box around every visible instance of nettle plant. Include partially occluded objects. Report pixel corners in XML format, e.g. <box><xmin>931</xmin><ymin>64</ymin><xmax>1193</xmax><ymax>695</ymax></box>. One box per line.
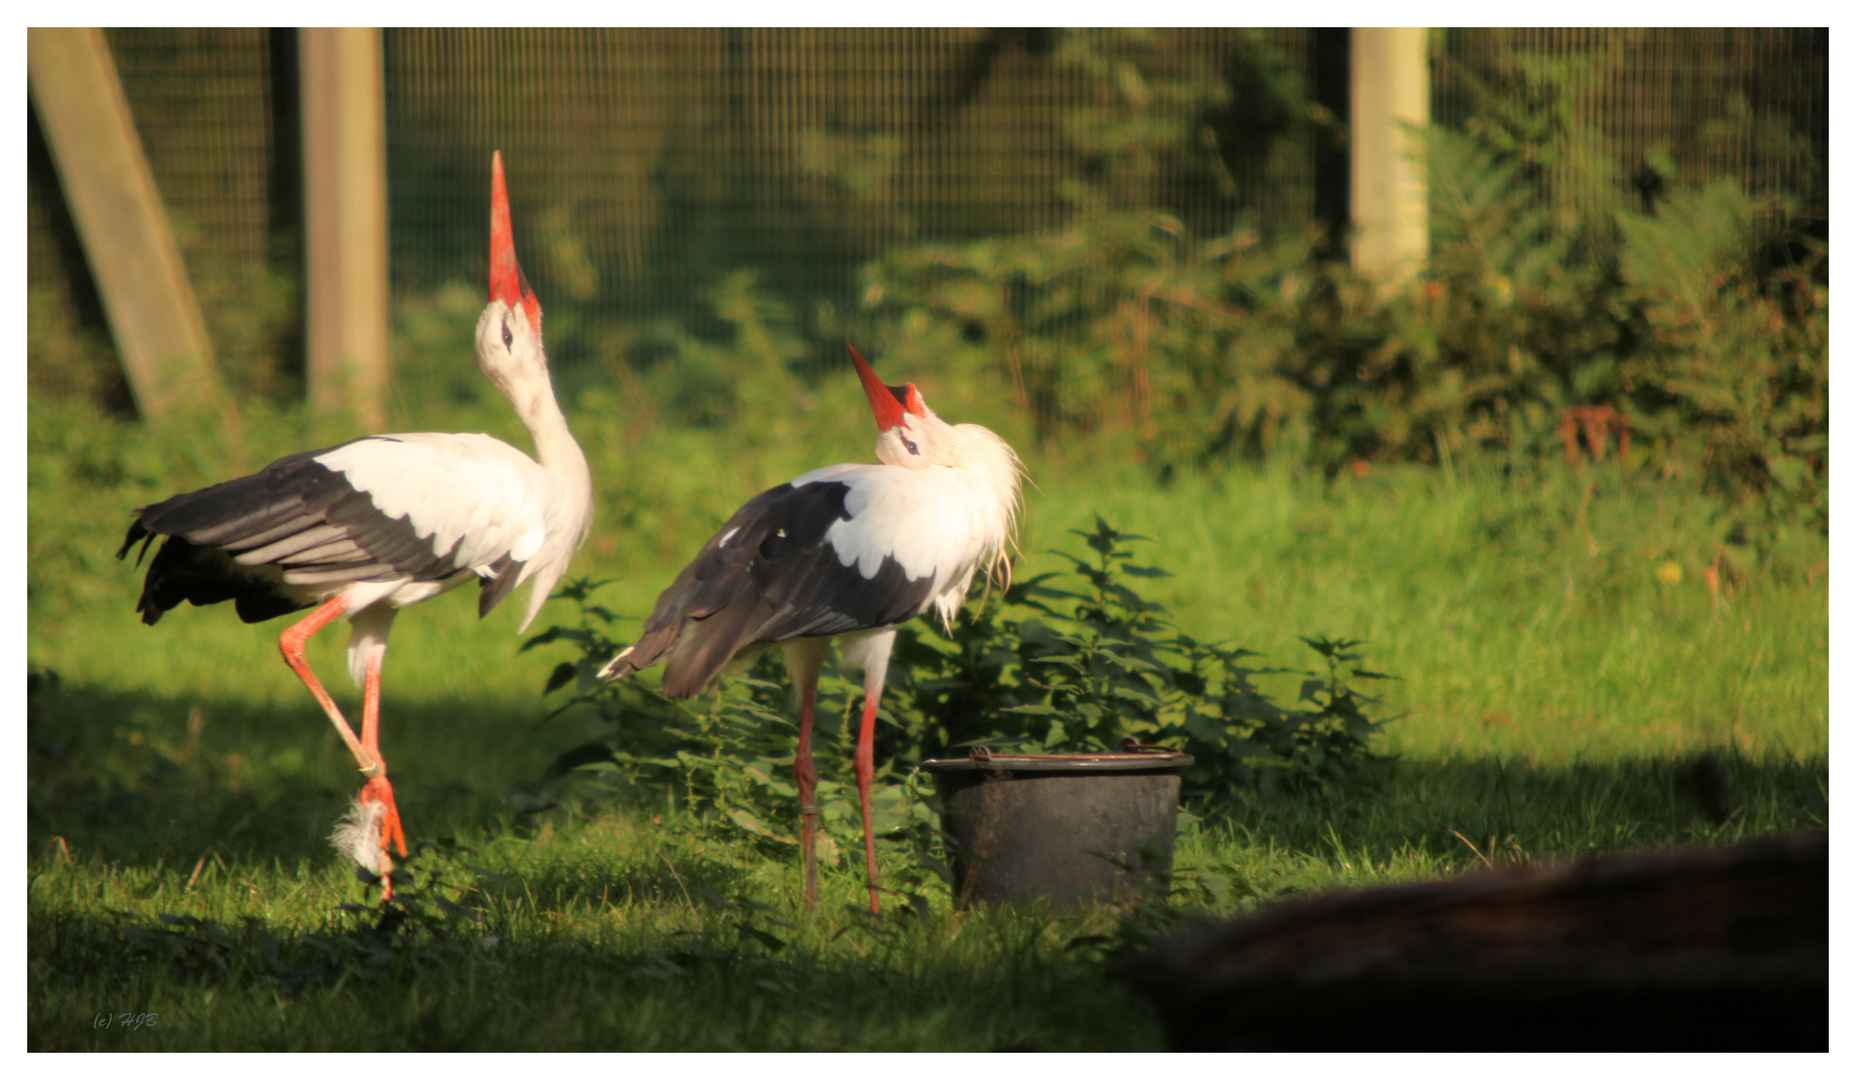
<box><xmin>524</xmin><ymin>518</ymin><xmax>1393</xmax><ymax>853</ymax></box>
<box><xmin>519</xmin><ymin>580</ymin><xmax>900</xmax><ymax>859</ymax></box>
<box><xmin>878</xmin><ymin>517</ymin><xmax>1394</xmax><ymax>794</ymax></box>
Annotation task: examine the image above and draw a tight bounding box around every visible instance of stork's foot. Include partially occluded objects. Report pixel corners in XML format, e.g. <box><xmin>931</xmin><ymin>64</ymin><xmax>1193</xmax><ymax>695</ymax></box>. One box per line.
<box><xmin>332</xmin><ymin>775</ymin><xmax>408</xmax><ymax>901</ymax></box>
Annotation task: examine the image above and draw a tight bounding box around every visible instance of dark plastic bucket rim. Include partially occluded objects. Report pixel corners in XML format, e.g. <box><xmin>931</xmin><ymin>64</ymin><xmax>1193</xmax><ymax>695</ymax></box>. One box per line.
<box><xmin>919</xmin><ymin>750</ymin><xmax>1194</xmax><ymax>773</ymax></box>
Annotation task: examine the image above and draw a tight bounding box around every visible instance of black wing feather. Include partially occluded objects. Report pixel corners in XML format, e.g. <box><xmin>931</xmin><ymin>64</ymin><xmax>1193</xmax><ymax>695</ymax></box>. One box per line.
<box><xmin>612</xmin><ymin>480</ymin><xmax>938</xmax><ymax>698</ymax></box>
<box><xmin>119</xmin><ymin>438</ymin><xmax>473</xmax><ymax>625</ymax></box>
<box><xmin>477</xmin><ymin>554</ymin><xmax>526</xmax><ymax>618</ymax></box>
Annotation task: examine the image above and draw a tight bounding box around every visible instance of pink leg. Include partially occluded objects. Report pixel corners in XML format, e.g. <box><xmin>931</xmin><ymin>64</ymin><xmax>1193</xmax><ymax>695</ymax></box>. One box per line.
<box><xmin>782</xmin><ymin>640</ymin><xmax>829</xmax><ymax>911</ymax></box>
<box><xmin>358</xmin><ymin>636</ymin><xmax>404</xmax><ymax>853</ymax></box>
<box><xmin>354</xmin><ymin>641</ymin><xmax>406</xmax><ymax>900</ymax></box>
<box><xmin>854</xmin><ymin>673</ymin><xmax>885</xmax><ymax>914</ymax></box>
<box><xmin>278</xmin><ymin>594</ymin><xmax>377</xmax><ymax>776</ymax></box>
<box><xmin>794</xmin><ymin>676</ymin><xmax>820</xmax><ymax>908</ymax></box>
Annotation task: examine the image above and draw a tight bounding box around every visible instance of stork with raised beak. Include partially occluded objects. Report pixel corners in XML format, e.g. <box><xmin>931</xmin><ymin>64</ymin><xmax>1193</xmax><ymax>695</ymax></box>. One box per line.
<box><xmin>118</xmin><ymin>152</ymin><xmax>592</xmax><ymax>899</ymax></box>
<box><xmin>599</xmin><ymin>346</ymin><xmax>1022</xmax><ymax>912</ymax></box>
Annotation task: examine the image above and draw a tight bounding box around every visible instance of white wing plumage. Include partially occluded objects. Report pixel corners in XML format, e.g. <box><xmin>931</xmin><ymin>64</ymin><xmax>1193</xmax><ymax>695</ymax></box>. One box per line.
<box><xmin>316</xmin><ymin>433</ymin><xmax>553</xmax><ymax>576</ymax></box>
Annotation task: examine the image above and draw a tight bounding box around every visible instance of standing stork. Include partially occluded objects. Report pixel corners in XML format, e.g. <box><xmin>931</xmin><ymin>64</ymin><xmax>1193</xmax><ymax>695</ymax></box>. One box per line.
<box><xmin>598</xmin><ymin>346</ymin><xmax>1023</xmax><ymax>912</ymax></box>
<box><xmin>117</xmin><ymin>152</ymin><xmax>592</xmax><ymax>899</ymax></box>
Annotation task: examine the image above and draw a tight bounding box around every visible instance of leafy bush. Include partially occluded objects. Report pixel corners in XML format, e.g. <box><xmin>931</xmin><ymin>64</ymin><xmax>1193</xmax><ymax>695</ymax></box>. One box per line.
<box><xmin>858</xmin><ymin>117</ymin><xmax>1826</xmax><ymax>531</ymax></box>
<box><xmin>843</xmin><ymin>29</ymin><xmax>1829</xmax><ymax>531</ymax></box>
<box><xmin>40</xmin><ymin>28</ymin><xmax>1827</xmax><ymax>535</ymax></box>
<box><xmin>523</xmin><ymin>518</ymin><xmax>1393</xmax><ymax>851</ymax></box>
<box><xmin>518</xmin><ymin>578</ymin><xmax>926</xmax><ymax>861</ymax></box>
<box><xmin>876</xmin><ymin>516</ymin><xmax>1394</xmax><ymax>794</ymax></box>
<box><xmin>1613</xmin><ymin>183</ymin><xmax>1827</xmax><ymax>528</ymax></box>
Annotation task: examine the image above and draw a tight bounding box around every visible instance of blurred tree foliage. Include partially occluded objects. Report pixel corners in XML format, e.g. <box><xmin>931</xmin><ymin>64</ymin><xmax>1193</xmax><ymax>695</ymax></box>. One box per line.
<box><xmin>856</xmin><ymin>30</ymin><xmax>1827</xmax><ymax>530</ymax></box>
<box><xmin>32</xmin><ymin>30</ymin><xmax>1827</xmax><ymax>532</ymax></box>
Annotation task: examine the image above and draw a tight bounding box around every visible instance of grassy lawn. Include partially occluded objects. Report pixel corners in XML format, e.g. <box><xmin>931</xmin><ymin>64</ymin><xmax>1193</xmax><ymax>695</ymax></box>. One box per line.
<box><xmin>27</xmin><ymin>397</ymin><xmax>1827</xmax><ymax>1050</ymax></box>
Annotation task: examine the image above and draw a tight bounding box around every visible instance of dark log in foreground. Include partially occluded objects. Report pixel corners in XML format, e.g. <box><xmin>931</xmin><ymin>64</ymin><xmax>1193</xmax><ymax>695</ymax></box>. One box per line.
<box><xmin>1117</xmin><ymin>834</ymin><xmax>1826</xmax><ymax>1051</ymax></box>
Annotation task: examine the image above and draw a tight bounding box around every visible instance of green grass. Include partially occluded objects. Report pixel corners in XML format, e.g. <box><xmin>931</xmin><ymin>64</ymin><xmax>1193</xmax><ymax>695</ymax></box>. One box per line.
<box><xmin>27</xmin><ymin>394</ymin><xmax>1827</xmax><ymax>1050</ymax></box>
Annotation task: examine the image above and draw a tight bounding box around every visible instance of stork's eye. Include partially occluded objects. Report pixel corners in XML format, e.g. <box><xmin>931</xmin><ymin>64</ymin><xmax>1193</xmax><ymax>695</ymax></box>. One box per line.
<box><xmin>901</xmin><ymin>435</ymin><xmax>919</xmax><ymax>456</ymax></box>
<box><xmin>501</xmin><ymin>321</ymin><xmax>514</xmax><ymax>349</ymax></box>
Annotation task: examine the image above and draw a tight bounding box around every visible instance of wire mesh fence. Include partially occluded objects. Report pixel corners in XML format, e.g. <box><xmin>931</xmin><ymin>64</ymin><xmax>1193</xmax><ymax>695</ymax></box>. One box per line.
<box><xmin>27</xmin><ymin>27</ymin><xmax>1829</xmax><ymax>413</ymax></box>
<box><xmin>1432</xmin><ymin>27</ymin><xmax>1828</xmax><ymax>222</ymax></box>
<box><xmin>381</xmin><ymin>29</ymin><xmax>1311</xmax><ymax>326</ymax></box>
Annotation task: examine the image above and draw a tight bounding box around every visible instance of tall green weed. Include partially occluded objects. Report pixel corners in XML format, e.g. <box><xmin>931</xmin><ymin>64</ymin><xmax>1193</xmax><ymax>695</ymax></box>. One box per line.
<box><xmin>521</xmin><ymin>518</ymin><xmax>1393</xmax><ymax>855</ymax></box>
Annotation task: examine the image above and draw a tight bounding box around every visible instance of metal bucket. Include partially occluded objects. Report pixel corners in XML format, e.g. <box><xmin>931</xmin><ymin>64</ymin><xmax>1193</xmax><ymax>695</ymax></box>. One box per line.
<box><xmin>919</xmin><ymin>748</ymin><xmax>1193</xmax><ymax>909</ymax></box>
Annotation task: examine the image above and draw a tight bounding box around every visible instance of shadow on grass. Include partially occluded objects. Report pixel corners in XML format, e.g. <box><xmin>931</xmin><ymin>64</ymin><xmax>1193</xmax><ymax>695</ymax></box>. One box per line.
<box><xmin>29</xmin><ymin>677</ymin><xmax>788</xmax><ymax>916</ymax></box>
<box><xmin>32</xmin><ymin>676</ymin><xmax>1829</xmax><ymax>898</ymax></box>
<box><xmin>1195</xmin><ymin>751</ymin><xmax>1829</xmax><ymax>876</ymax></box>
<box><xmin>26</xmin><ymin>892</ymin><xmax>1158</xmax><ymax>1051</ymax></box>
<box><xmin>29</xmin><ymin>676</ymin><xmax>1828</xmax><ymax>1051</ymax></box>
<box><xmin>27</xmin><ymin>677</ymin><xmax>558</xmax><ymax>870</ymax></box>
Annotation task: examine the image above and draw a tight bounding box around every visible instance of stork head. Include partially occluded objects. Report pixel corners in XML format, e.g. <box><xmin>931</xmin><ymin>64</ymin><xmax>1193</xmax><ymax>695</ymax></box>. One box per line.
<box><xmin>477</xmin><ymin>151</ymin><xmax>549</xmax><ymax>398</ymax></box>
<box><xmin>849</xmin><ymin>345</ymin><xmax>1026</xmax><ymax>599</ymax></box>
<box><xmin>849</xmin><ymin>344</ymin><xmax>940</xmax><ymax>468</ymax></box>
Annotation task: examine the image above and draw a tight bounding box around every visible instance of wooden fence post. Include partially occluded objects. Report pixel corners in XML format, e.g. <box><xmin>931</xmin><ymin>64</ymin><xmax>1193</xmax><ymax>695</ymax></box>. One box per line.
<box><xmin>1350</xmin><ymin>28</ymin><xmax>1430</xmax><ymax>292</ymax></box>
<box><xmin>301</xmin><ymin>27</ymin><xmax>390</xmax><ymax>432</ymax></box>
<box><xmin>27</xmin><ymin>27</ymin><xmax>229</xmax><ymax>426</ymax></box>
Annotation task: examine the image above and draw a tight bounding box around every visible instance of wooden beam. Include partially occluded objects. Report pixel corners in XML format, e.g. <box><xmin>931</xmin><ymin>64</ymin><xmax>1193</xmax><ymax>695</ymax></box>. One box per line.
<box><xmin>301</xmin><ymin>27</ymin><xmax>390</xmax><ymax>432</ymax></box>
<box><xmin>1350</xmin><ymin>28</ymin><xmax>1430</xmax><ymax>290</ymax></box>
<box><xmin>27</xmin><ymin>27</ymin><xmax>228</xmax><ymax>424</ymax></box>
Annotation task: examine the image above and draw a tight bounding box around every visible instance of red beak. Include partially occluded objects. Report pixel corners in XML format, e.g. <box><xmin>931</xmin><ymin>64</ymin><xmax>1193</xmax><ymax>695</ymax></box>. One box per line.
<box><xmin>848</xmin><ymin>344</ymin><xmax>915</xmax><ymax>433</ymax></box>
<box><xmin>490</xmin><ymin>151</ymin><xmax>541</xmax><ymax>334</ymax></box>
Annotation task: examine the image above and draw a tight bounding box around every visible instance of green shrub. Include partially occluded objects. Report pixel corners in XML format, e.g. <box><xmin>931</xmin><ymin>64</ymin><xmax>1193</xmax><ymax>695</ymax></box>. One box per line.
<box><xmin>1613</xmin><ymin>183</ymin><xmax>1827</xmax><ymax>528</ymax></box>
<box><xmin>35</xmin><ymin>27</ymin><xmax>1827</xmax><ymax>534</ymax></box>
<box><xmin>877</xmin><ymin>516</ymin><xmax>1394</xmax><ymax>794</ymax></box>
<box><xmin>857</xmin><ymin>124</ymin><xmax>1826</xmax><ymax>531</ymax></box>
<box><xmin>522</xmin><ymin>517</ymin><xmax>1393</xmax><ymax>851</ymax></box>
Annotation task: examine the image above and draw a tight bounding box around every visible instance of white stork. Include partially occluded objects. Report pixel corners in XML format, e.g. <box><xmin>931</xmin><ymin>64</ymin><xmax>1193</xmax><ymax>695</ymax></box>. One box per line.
<box><xmin>598</xmin><ymin>345</ymin><xmax>1023</xmax><ymax>912</ymax></box>
<box><xmin>117</xmin><ymin>152</ymin><xmax>592</xmax><ymax>899</ymax></box>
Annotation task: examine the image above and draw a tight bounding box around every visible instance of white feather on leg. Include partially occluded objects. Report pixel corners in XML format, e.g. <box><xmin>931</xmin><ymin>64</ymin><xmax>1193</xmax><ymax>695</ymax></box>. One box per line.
<box><xmin>331</xmin><ymin>797</ymin><xmax>390</xmax><ymax>873</ymax></box>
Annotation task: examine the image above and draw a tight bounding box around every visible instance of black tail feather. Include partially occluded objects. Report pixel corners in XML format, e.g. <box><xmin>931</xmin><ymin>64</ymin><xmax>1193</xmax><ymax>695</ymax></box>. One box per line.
<box><xmin>661</xmin><ymin>600</ymin><xmax>770</xmax><ymax>699</ymax></box>
<box><xmin>118</xmin><ymin>442</ymin><xmax>380</xmax><ymax>627</ymax></box>
<box><xmin>118</xmin><ymin>518</ymin><xmax>157</xmax><ymax>565</ymax></box>
<box><xmin>130</xmin><ymin>534</ymin><xmax>306</xmax><ymax>626</ymax></box>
